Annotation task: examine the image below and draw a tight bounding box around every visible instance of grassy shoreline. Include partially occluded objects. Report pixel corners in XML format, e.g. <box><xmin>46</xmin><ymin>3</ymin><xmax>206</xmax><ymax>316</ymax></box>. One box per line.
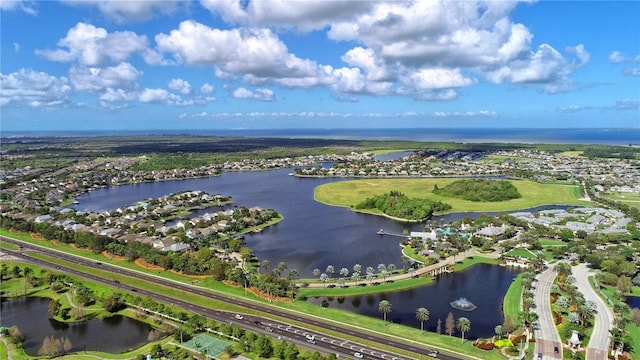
<box><xmin>314</xmin><ymin>178</ymin><xmax>591</xmax><ymax>216</ymax></box>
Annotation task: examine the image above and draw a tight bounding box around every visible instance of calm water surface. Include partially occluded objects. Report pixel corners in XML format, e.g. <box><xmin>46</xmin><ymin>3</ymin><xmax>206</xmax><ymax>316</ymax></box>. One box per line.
<box><xmin>0</xmin><ymin>297</ymin><xmax>154</xmax><ymax>356</ymax></box>
<box><xmin>74</xmin><ymin>165</ymin><xmax>568</xmax><ymax>277</ymax></box>
<box><xmin>309</xmin><ymin>263</ymin><xmax>520</xmax><ymax>338</ymax></box>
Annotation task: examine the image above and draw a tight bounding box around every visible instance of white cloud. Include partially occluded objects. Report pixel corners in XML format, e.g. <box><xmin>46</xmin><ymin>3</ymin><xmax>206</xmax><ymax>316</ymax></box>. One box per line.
<box><xmin>405</xmin><ymin>68</ymin><xmax>475</xmax><ymax>89</ymax></box>
<box><xmin>13</xmin><ymin>42</ymin><xmax>20</xmax><ymax>52</ymax></box>
<box><xmin>615</xmin><ymin>99</ymin><xmax>640</xmax><ymax>110</ymax></box>
<box><xmin>247</xmin><ymin>0</ymin><xmax>373</xmax><ymax>31</ymax></box>
<box><xmin>0</xmin><ymin>0</ymin><xmax>37</xmax><ymax>15</ymax></box>
<box><xmin>98</xmin><ymin>88</ymin><xmax>138</xmax><ymax>102</ymax></box>
<box><xmin>330</xmin><ymin>67</ymin><xmax>392</xmax><ymax>96</ymax></box>
<box><xmin>69</xmin><ymin>62</ymin><xmax>142</xmax><ymax>94</ymax></box>
<box><xmin>327</xmin><ymin>1</ymin><xmax>584</xmax><ymax>94</ymax></box>
<box><xmin>232</xmin><ymin>87</ymin><xmax>275</xmax><ymax>101</ymax></box>
<box><xmin>341</xmin><ymin>47</ymin><xmax>390</xmax><ymax>81</ymax></box>
<box><xmin>36</xmin><ymin>22</ymin><xmax>149</xmax><ymax>67</ymax></box>
<box><xmin>609</xmin><ymin>51</ymin><xmax>640</xmax><ymax>63</ymax></box>
<box><xmin>138</xmin><ymin>88</ymin><xmax>198</xmax><ymax>106</ymax></box>
<box><xmin>0</xmin><ymin>69</ymin><xmax>72</xmax><ymax>107</ymax></box>
<box><xmin>434</xmin><ymin>110</ymin><xmax>497</xmax><ymax>117</ymax></box>
<box><xmin>168</xmin><ymin>78</ymin><xmax>193</xmax><ymax>95</ymax></box>
<box><xmin>200</xmin><ymin>83</ymin><xmax>215</xmax><ymax>94</ymax></box>
<box><xmin>199</xmin><ymin>0</ymin><xmax>248</xmax><ymax>23</ymax></box>
<box><xmin>61</xmin><ymin>0</ymin><xmax>181</xmax><ymax>23</ymax></box>
<box><xmin>623</xmin><ymin>68</ymin><xmax>640</xmax><ymax>77</ymax></box>
<box><xmin>155</xmin><ymin>21</ymin><xmax>331</xmax><ymax>87</ymax></box>
<box><xmin>485</xmin><ymin>44</ymin><xmax>566</xmax><ymax>84</ymax></box>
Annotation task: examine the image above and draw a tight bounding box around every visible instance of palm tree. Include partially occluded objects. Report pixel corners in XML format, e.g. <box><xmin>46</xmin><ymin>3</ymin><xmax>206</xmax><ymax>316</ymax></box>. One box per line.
<box><xmin>339</xmin><ymin>267</ymin><xmax>349</xmax><ymax>278</ymax></box>
<box><xmin>456</xmin><ymin>317</ymin><xmax>471</xmax><ymax>343</ymax></box>
<box><xmin>261</xmin><ymin>260</ymin><xmax>270</xmax><ymax>274</ymax></box>
<box><xmin>313</xmin><ymin>268</ymin><xmax>321</xmax><ymax>279</ymax></box>
<box><xmin>379</xmin><ymin>300</ymin><xmax>392</xmax><ymax>325</ymax></box>
<box><xmin>387</xmin><ymin>263</ymin><xmax>396</xmax><ymax>274</ymax></box>
<box><xmin>319</xmin><ymin>273</ymin><xmax>328</xmax><ymax>288</ymax></box>
<box><xmin>366</xmin><ymin>267</ymin><xmax>374</xmax><ymax>283</ymax></box>
<box><xmin>494</xmin><ymin>325</ymin><xmax>503</xmax><ymax>340</ymax></box>
<box><xmin>325</xmin><ymin>265</ymin><xmax>334</xmax><ymax>279</ymax></box>
<box><xmin>416</xmin><ymin>307</ymin><xmax>430</xmax><ymax>333</ymax></box>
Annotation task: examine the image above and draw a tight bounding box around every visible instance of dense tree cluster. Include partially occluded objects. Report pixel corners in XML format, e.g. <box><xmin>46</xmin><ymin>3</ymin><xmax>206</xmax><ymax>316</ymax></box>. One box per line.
<box><xmin>582</xmin><ymin>146</ymin><xmax>640</xmax><ymax>160</ymax></box>
<box><xmin>1</xmin><ymin>215</ymin><xmax>295</xmax><ymax>299</ymax></box>
<box><xmin>433</xmin><ymin>179</ymin><xmax>521</xmax><ymax>202</ymax></box>
<box><xmin>354</xmin><ymin>191</ymin><xmax>451</xmax><ymax>220</ymax></box>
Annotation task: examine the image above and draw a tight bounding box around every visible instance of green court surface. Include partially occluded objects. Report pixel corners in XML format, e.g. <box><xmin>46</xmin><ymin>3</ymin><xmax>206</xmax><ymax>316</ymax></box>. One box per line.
<box><xmin>182</xmin><ymin>333</ymin><xmax>232</xmax><ymax>357</ymax></box>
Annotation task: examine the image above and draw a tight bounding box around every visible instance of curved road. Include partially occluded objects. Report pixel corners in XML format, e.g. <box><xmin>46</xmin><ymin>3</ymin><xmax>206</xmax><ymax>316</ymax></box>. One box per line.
<box><xmin>572</xmin><ymin>263</ymin><xmax>613</xmax><ymax>360</ymax></box>
<box><xmin>533</xmin><ymin>267</ymin><xmax>562</xmax><ymax>360</ymax></box>
<box><xmin>1</xmin><ymin>236</ymin><xmax>473</xmax><ymax>360</ymax></box>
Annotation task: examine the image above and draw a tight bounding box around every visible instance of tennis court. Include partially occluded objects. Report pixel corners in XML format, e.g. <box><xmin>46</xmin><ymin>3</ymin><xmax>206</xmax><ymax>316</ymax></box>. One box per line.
<box><xmin>182</xmin><ymin>333</ymin><xmax>232</xmax><ymax>358</ymax></box>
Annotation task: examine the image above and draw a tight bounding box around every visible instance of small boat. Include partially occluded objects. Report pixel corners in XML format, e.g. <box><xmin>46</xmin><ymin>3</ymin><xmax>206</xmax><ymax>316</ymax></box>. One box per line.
<box><xmin>377</xmin><ymin>229</ymin><xmax>384</xmax><ymax>234</ymax></box>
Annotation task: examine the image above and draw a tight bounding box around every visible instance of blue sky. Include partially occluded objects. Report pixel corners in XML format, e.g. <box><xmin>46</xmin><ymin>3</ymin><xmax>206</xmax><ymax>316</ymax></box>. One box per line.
<box><xmin>1</xmin><ymin>0</ymin><xmax>639</xmax><ymax>131</ymax></box>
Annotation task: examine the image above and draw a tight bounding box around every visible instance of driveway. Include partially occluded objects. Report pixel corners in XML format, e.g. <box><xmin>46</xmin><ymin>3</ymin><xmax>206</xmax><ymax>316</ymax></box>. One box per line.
<box><xmin>572</xmin><ymin>263</ymin><xmax>614</xmax><ymax>360</ymax></box>
<box><xmin>533</xmin><ymin>266</ymin><xmax>562</xmax><ymax>360</ymax></box>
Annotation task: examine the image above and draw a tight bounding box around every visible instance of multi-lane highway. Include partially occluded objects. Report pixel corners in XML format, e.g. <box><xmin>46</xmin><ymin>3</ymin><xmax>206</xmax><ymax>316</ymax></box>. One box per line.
<box><xmin>1</xmin><ymin>236</ymin><xmax>473</xmax><ymax>360</ymax></box>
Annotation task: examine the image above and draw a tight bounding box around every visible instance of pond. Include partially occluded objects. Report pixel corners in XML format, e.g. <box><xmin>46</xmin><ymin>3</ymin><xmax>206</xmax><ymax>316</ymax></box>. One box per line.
<box><xmin>308</xmin><ymin>263</ymin><xmax>521</xmax><ymax>339</ymax></box>
<box><xmin>627</xmin><ymin>295</ymin><xmax>640</xmax><ymax>310</ymax></box>
<box><xmin>0</xmin><ymin>297</ymin><xmax>158</xmax><ymax>356</ymax></box>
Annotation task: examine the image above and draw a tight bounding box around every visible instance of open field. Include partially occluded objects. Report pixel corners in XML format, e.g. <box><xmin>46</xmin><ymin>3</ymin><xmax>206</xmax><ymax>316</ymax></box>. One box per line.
<box><xmin>481</xmin><ymin>154</ymin><xmax>539</xmax><ymax>164</ymax></box>
<box><xmin>315</xmin><ymin>178</ymin><xmax>591</xmax><ymax>214</ymax></box>
<box><xmin>607</xmin><ymin>191</ymin><xmax>640</xmax><ymax>209</ymax></box>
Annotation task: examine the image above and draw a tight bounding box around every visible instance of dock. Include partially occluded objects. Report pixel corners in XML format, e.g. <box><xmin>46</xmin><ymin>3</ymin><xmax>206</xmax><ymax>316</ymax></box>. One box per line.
<box><xmin>377</xmin><ymin>229</ymin><xmax>411</xmax><ymax>239</ymax></box>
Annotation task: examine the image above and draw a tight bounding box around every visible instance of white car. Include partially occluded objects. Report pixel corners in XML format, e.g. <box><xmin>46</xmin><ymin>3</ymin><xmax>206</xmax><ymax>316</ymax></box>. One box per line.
<box><xmin>234</xmin><ymin>314</ymin><xmax>243</xmax><ymax>320</ymax></box>
<box><xmin>354</xmin><ymin>352</ymin><xmax>364</xmax><ymax>358</ymax></box>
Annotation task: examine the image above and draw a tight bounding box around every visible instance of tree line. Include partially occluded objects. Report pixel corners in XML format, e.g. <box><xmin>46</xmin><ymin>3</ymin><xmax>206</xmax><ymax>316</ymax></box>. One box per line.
<box><xmin>433</xmin><ymin>179</ymin><xmax>521</xmax><ymax>202</ymax></box>
<box><xmin>354</xmin><ymin>191</ymin><xmax>452</xmax><ymax>220</ymax></box>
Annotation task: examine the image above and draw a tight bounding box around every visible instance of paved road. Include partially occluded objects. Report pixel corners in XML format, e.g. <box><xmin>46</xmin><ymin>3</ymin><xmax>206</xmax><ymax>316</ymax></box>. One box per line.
<box><xmin>533</xmin><ymin>266</ymin><xmax>562</xmax><ymax>360</ymax></box>
<box><xmin>572</xmin><ymin>263</ymin><xmax>613</xmax><ymax>360</ymax></box>
<box><xmin>1</xmin><ymin>236</ymin><xmax>472</xmax><ymax>360</ymax></box>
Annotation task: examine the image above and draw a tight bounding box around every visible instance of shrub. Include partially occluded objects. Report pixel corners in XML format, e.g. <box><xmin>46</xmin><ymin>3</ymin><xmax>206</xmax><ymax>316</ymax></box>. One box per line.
<box><xmin>494</xmin><ymin>339</ymin><xmax>513</xmax><ymax>348</ymax></box>
<box><xmin>473</xmin><ymin>340</ymin><xmax>495</xmax><ymax>350</ymax></box>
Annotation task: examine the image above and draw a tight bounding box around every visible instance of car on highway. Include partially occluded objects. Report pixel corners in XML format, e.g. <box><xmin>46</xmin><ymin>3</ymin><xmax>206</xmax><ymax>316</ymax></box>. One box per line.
<box><xmin>265</xmin><ymin>326</ymin><xmax>273</xmax><ymax>332</ymax></box>
<box><xmin>354</xmin><ymin>352</ymin><xmax>364</xmax><ymax>358</ymax></box>
<box><xmin>305</xmin><ymin>334</ymin><xmax>315</xmax><ymax>341</ymax></box>
<box><xmin>428</xmin><ymin>350</ymin><xmax>439</xmax><ymax>357</ymax></box>
<box><xmin>554</xmin><ymin>346</ymin><xmax>559</xmax><ymax>353</ymax></box>
<box><xmin>234</xmin><ymin>314</ymin><xmax>243</xmax><ymax>320</ymax></box>
<box><xmin>537</xmin><ymin>353</ymin><xmax>543</xmax><ymax>359</ymax></box>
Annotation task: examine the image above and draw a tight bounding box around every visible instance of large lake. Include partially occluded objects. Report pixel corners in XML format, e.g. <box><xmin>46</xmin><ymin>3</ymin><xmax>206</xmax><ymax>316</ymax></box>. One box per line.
<box><xmin>74</xmin><ymin>161</ymin><xmax>559</xmax><ymax>277</ymax></box>
<box><xmin>73</xmin><ymin>158</ymin><xmax>541</xmax><ymax>337</ymax></box>
<box><xmin>0</xmin><ymin>297</ymin><xmax>154</xmax><ymax>356</ymax></box>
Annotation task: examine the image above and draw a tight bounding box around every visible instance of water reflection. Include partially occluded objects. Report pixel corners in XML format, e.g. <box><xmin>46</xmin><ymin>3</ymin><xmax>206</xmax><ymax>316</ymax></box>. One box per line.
<box><xmin>1</xmin><ymin>297</ymin><xmax>157</xmax><ymax>356</ymax></box>
<box><xmin>309</xmin><ymin>264</ymin><xmax>520</xmax><ymax>339</ymax></box>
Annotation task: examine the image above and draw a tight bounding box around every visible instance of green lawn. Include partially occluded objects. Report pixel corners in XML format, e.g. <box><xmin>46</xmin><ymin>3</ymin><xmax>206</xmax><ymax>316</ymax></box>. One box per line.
<box><xmin>502</xmin><ymin>273</ymin><xmax>524</xmax><ymax>325</ymax></box>
<box><xmin>505</xmin><ymin>248</ymin><xmax>537</xmax><ymax>259</ymax></box>
<box><xmin>607</xmin><ymin>191</ymin><xmax>640</xmax><ymax>209</ymax></box>
<box><xmin>315</xmin><ymin>178</ymin><xmax>591</xmax><ymax>214</ymax></box>
<box><xmin>481</xmin><ymin>154</ymin><xmax>539</xmax><ymax>164</ymax></box>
